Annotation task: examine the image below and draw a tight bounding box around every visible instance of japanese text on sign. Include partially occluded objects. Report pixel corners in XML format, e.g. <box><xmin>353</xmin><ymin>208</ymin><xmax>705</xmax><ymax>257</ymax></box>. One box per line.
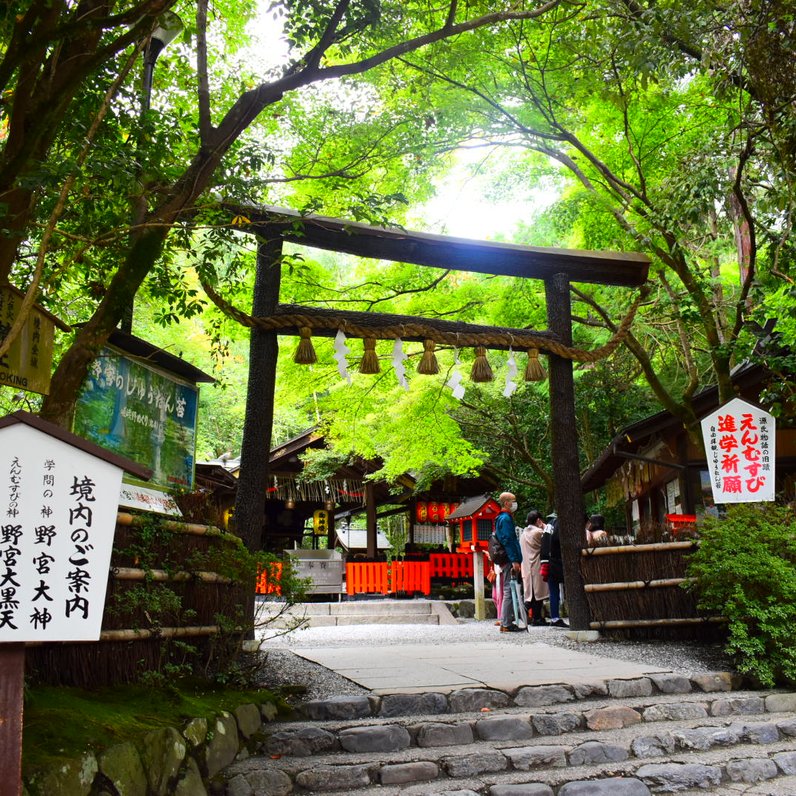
<box><xmin>0</xmin><ymin>422</ymin><xmax>123</xmax><ymax>642</ymax></box>
<box><xmin>700</xmin><ymin>398</ymin><xmax>776</xmax><ymax>504</ymax></box>
<box><xmin>73</xmin><ymin>347</ymin><xmax>198</xmax><ymax>490</ymax></box>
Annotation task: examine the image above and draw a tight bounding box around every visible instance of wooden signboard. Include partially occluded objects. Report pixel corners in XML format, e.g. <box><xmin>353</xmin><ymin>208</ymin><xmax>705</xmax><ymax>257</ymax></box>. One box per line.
<box><xmin>0</xmin><ymin>285</ymin><xmax>69</xmax><ymax>396</ymax></box>
<box><xmin>700</xmin><ymin>398</ymin><xmax>775</xmax><ymax>504</ymax></box>
<box><xmin>0</xmin><ymin>412</ymin><xmax>149</xmax><ymax>795</ymax></box>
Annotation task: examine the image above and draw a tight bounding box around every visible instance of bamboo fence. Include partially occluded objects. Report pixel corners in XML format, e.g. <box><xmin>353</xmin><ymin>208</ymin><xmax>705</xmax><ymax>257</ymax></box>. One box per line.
<box><xmin>579</xmin><ymin>540</ymin><xmax>726</xmax><ymax>640</ymax></box>
<box><xmin>24</xmin><ymin>512</ymin><xmax>250</xmax><ymax>687</ymax></box>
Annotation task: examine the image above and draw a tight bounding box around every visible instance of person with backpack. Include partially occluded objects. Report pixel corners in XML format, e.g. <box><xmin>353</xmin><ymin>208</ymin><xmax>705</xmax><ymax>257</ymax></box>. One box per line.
<box><xmin>540</xmin><ymin>513</ymin><xmax>568</xmax><ymax>627</ymax></box>
<box><xmin>494</xmin><ymin>491</ymin><xmax>523</xmax><ymax>633</ymax></box>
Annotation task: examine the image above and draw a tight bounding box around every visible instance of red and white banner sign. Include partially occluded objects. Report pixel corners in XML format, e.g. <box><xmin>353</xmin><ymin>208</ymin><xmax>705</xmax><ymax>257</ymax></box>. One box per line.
<box><xmin>700</xmin><ymin>398</ymin><xmax>775</xmax><ymax>504</ymax></box>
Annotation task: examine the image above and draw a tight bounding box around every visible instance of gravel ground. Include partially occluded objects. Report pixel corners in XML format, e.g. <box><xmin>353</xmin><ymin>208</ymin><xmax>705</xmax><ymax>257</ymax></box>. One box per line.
<box><xmin>253</xmin><ymin>618</ymin><xmax>735</xmax><ymax>703</ymax></box>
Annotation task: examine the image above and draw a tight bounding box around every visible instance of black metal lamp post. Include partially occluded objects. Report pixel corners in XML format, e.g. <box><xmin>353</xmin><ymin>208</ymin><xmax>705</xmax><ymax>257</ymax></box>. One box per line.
<box><xmin>142</xmin><ymin>11</ymin><xmax>184</xmax><ymax>113</ymax></box>
<box><xmin>120</xmin><ymin>11</ymin><xmax>184</xmax><ymax>334</ymax></box>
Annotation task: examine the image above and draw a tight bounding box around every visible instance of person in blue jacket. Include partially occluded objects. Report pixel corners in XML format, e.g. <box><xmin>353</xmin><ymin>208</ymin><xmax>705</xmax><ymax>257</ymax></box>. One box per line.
<box><xmin>494</xmin><ymin>491</ymin><xmax>523</xmax><ymax>632</ymax></box>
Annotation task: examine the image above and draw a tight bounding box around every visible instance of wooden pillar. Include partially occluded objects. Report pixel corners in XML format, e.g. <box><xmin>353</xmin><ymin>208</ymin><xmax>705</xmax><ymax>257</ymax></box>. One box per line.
<box><xmin>233</xmin><ymin>234</ymin><xmax>283</xmax><ymax>553</ymax></box>
<box><xmin>365</xmin><ymin>481</ymin><xmax>377</xmax><ymax>558</ymax></box>
<box><xmin>545</xmin><ymin>273</ymin><xmax>590</xmax><ymax>631</ymax></box>
<box><xmin>679</xmin><ymin>434</ymin><xmax>694</xmax><ymax>514</ymax></box>
<box><xmin>326</xmin><ymin>511</ymin><xmax>337</xmax><ymax>551</ymax></box>
<box><xmin>0</xmin><ymin>644</ymin><xmax>24</xmax><ymax>796</ymax></box>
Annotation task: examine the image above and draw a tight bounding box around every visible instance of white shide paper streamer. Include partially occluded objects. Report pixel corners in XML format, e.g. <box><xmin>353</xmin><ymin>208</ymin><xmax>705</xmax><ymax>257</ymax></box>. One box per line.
<box><xmin>392</xmin><ymin>338</ymin><xmax>409</xmax><ymax>390</ymax></box>
<box><xmin>503</xmin><ymin>347</ymin><xmax>518</xmax><ymax>398</ymax></box>
<box><xmin>333</xmin><ymin>330</ymin><xmax>352</xmax><ymax>383</ymax></box>
<box><xmin>446</xmin><ymin>350</ymin><xmax>465</xmax><ymax>400</ymax></box>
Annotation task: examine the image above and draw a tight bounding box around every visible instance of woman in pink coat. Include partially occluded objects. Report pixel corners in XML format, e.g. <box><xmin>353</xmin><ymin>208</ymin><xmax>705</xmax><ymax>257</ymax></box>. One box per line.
<box><xmin>520</xmin><ymin>510</ymin><xmax>550</xmax><ymax>626</ymax></box>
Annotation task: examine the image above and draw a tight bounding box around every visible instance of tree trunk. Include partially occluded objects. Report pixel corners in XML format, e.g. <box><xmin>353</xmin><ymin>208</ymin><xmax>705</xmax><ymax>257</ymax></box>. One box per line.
<box><xmin>40</xmin><ymin>227</ymin><xmax>167</xmax><ymax>426</ymax></box>
<box><xmin>545</xmin><ymin>273</ymin><xmax>589</xmax><ymax>631</ymax></box>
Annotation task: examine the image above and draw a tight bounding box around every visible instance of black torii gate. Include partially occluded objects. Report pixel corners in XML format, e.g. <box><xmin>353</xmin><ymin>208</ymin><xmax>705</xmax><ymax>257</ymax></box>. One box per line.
<box><xmin>223</xmin><ymin>204</ymin><xmax>649</xmax><ymax>630</ymax></box>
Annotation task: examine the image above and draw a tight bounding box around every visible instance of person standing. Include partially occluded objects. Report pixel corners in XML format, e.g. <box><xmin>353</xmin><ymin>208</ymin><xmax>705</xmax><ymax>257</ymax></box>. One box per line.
<box><xmin>495</xmin><ymin>491</ymin><xmax>523</xmax><ymax>632</ymax></box>
<box><xmin>586</xmin><ymin>513</ymin><xmax>609</xmax><ymax>545</ymax></box>
<box><xmin>520</xmin><ymin>509</ymin><xmax>549</xmax><ymax>626</ymax></box>
<box><xmin>540</xmin><ymin>513</ymin><xmax>568</xmax><ymax>627</ymax></box>
<box><xmin>490</xmin><ymin>560</ymin><xmax>503</xmax><ymax>625</ymax></box>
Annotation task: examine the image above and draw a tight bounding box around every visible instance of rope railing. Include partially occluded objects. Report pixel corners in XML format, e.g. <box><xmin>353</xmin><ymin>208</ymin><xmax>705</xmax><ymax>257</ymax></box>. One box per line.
<box><xmin>199</xmin><ymin>275</ymin><xmax>649</xmax><ymax>365</ymax></box>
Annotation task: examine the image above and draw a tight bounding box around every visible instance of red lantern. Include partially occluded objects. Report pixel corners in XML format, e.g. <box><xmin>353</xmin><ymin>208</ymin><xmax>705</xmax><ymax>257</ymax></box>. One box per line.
<box><xmin>416</xmin><ymin>501</ymin><xmax>428</xmax><ymax>523</ymax></box>
<box><xmin>428</xmin><ymin>501</ymin><xmax>440</xmax><ymax>522</ymax></box>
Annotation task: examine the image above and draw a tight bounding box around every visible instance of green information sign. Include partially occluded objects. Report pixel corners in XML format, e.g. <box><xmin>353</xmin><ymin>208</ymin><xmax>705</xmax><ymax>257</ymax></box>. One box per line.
<box><xmin>73</xmin><ymin>346</ymin><xmax>199</xmax><ymax>490</ymax></box>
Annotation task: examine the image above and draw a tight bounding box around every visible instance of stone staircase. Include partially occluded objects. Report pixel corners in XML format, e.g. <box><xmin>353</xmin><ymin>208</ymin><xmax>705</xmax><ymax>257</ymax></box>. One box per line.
<box><xmin>221</xmin><ymin>673</ymin><xmax>796</xmax><ymax>795</ymax></box>
<box><xmin>257</xmin><ymin>598</ymin><xmax>459</xmax><ymax>628</ymax></box>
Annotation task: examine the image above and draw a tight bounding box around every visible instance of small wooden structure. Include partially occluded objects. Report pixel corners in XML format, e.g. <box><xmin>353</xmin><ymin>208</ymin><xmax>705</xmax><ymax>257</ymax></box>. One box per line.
<box><xmin>582</xmin><ymin>363</ymin><xmax>796</xmax><ymax>532</ymax></box>
<box><xmin>409</xmin><ymin>468</ymin><xmax>500</xmax><ymax>549</ymax></box>
<box><xmin>199</xmin><ymin>428</ymin><xmax>415</xmax><ymax>554</ymax></box>
<box><xmin>447</xmin><ymin>494</ymin><xmax>502</xmax><ymax>553</ymax></box>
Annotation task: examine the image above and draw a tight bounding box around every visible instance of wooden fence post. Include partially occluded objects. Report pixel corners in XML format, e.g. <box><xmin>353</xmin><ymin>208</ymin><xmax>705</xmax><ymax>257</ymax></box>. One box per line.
<box><xmin>473</xmin><ymin>548</ymin><xmax>486</xmax><ymax>620</ymax></box>
<box><xmin>0</xmin><ymin>644</ymin><xmax>25</xmax><ymax>796</ymax></box>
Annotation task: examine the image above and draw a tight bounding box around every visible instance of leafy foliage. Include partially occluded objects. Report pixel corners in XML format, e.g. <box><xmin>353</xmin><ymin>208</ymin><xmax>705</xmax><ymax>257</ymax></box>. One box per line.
<box><xmin>686</xmin><ymin>504</ymin><xmax>796</xmax><ymax>687</ymax></box>
<box><xmin>394</xmin><ymin>0</ymin><xmax>796</xmax><ymax>437</ymax></box>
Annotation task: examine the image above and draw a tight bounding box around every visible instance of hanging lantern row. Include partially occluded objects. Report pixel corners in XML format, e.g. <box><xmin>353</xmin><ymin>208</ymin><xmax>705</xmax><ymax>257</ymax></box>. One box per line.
<box><xmin>292</xmin><ymin>331</ymin><xmax>547</xmax><ymax>383</ymax></box>
<box><xmin>265</xmin><ymin>476</ymin><xmax>366</xmax><ymax>503</ymax></box>
<box><xmin>416</xmin><ymin>500</ymin><xmax>459</xmax><ymax>524</ymax></box>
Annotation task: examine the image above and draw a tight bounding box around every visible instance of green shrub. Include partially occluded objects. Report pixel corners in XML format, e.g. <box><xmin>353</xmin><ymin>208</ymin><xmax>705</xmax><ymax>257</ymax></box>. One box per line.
<box><xmin>686</xmin><ymin>503</ymin><xmax>796</xmax><ymax>687</ymax></box>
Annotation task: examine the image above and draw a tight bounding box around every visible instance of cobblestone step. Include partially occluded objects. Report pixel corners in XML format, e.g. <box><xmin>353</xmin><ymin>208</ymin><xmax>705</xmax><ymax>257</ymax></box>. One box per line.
<box><xmin>221</xmin><ymin>675</ymin><xmax>796</xmax><ymax>795</ymax></box>
<box><xmin>257</xmin><ymin>599</ymin><xmax>456</xmax><ymax>627</ymax></box>
<box><xmin>224</xmin><ymin>721</ymin><xmax>796</xmax><ymax>794</ymax></box>
<box><xmin>291</xmin><ymin>673</ymin><xmax>779</xmax><ymax>722</ymax></box>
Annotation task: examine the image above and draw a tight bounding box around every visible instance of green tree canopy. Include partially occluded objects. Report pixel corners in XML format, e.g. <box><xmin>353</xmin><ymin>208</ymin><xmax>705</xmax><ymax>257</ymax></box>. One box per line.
<box><xmin>0</xmin><ymin>0</ymin><xmax>568</xmax><ymax>426</ymax></box>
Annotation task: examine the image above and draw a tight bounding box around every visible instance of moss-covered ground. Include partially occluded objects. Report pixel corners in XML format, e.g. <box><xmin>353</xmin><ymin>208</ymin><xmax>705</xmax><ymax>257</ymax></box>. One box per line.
<box><xmin>22</xmin><ymin>681</ymin><xmax>291</xmax><ymax>777</ymax></box>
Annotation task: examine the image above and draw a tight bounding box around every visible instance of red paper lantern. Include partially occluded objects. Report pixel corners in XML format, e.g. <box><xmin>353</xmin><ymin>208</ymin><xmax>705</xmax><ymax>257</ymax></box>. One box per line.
<box><xmin>416</xmin><ymin>501</ymin><xmax>428</xmax><ymax>523</ymax></box>
<box><xmin>428</xmin><ymin>501</ymin><xmax>440</xmax><ymax>522</ymax></box>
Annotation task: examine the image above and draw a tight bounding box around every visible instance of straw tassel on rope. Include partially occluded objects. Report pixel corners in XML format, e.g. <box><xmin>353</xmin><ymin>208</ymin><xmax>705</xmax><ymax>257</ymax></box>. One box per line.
<box><xmin>470</xmin><ymin>346</ymin><xmax>494</xmax><ymax>382</ymax></box>
<box><xmin>417</xmin><ymin>339</ymin><xmax>439</xmax><ymax>375</ymax></box>
<box><xmin>294</xmin><ymin>326</ymin><xmax>317</xmax><ymax>365</ymax></box>
<box><xmin>359</xmin><ymin>337</ymin><xmax>380</xmax><ymax>373</ymax></box>
<box><xmin>524</xmin><ymin>347</ymin><xmax>546</xmax><ymax>381</ymax></box>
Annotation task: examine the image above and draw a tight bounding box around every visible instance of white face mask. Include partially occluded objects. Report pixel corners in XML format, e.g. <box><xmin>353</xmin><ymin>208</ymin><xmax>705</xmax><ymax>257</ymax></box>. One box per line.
<box><xmin>510</xmin><ymin>501</ymin><xmax>518</xmax><ymax>512</ymax></box>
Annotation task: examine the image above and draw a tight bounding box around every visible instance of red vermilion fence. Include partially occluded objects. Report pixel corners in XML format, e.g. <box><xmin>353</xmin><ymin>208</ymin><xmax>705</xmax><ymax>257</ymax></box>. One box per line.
<box><xmin>256</xmin><ymin>552</ymin><xmax>487</xmax><ymax>597</ymax></box>
<box><xmin>345</xmin><ymin>562</ymin><xmax>390</xmax><ymax>595</ymax></box>
<box><xmin>390</xmin><ymin>561</ymin><xmax>431</xmax><ymax>594</ymax></box>
<box><xmin>429</xmin><ymin>551</ymin><xmax>489</xmax><ymax>580</ymax></box>
<box><xmin>345</xmin><ymin>561</ymin><xmax>432</xmax><ymax>595</ymax></box>
<box><xmin>255</xmin><ymin>561</ymin><xmax>283</xmax><ymax>595</ymax></box>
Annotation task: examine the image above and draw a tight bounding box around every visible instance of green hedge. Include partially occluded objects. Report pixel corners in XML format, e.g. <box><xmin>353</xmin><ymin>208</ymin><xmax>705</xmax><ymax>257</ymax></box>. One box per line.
<box><xmin>686</xmin><ymin>504</ymin><xmax>796</xmax><ymax>687</ymax></box>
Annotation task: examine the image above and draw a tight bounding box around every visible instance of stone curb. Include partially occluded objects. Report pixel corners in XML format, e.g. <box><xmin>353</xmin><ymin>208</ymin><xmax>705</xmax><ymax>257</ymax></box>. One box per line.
<box><xmin>298</xmin><ymin>672</ymin><xmax>743</xmax><ymax>722</ymax></box>
<box><xmin>287</xmin><ymin>702</ymin><xmax>788</xmax><ymax>756</ymax></box>
<box><xmin>23</xmin><ymin>699</ymin><xmax>282</xmax><ymax>796</ymax></box>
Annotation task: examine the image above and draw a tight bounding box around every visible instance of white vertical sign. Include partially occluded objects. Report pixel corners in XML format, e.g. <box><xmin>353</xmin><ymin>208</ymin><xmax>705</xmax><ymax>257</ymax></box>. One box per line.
<box><xmin>0</xmin><ymin>424</ymin><xmax>123</xmax><ymax>642</ymax></box>
<box><xmin>700</xmin><ymin>398</ymin><xmax>775</xmax><ymax>504</ymax></box>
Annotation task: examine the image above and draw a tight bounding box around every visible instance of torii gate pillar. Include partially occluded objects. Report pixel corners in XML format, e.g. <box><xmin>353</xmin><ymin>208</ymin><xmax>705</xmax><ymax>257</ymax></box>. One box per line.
<box><xmin>234</xmin><ymin>237</ymin><xmax>282</xmax><ymax>553</ymax></box>
<box><xmin>545</xmin><ymin>273</ymin><xmax>589</xmax><ymax>630</ymax></box>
